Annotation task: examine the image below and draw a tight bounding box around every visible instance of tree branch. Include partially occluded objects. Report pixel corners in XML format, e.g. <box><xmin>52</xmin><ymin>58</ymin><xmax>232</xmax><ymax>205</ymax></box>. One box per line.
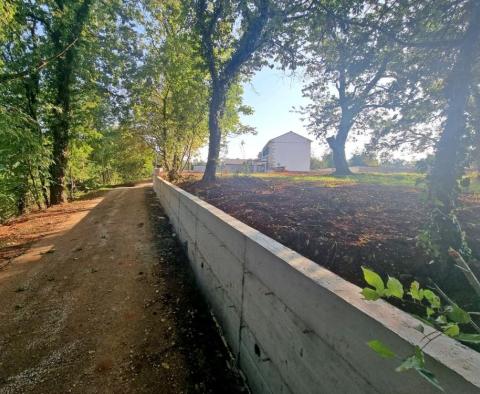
<box><xmin>0</xmin><ymin>37</ymin><xmax>80</xmax><ymax>84</ymax></box>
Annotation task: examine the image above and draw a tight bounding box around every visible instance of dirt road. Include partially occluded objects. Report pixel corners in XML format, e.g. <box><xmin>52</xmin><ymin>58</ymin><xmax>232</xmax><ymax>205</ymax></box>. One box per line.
<box><xmin>0</xmin><ymin>184</ymin><xmax>243</xmax><ymax>393</ymax></box>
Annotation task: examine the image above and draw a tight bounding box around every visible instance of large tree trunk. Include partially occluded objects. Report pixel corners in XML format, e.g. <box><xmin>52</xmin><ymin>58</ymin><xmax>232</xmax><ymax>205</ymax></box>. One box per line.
<box><xmin>327</xmin><ymin>115</ymin><xmax>353</xmax><ymax>175</ymax></box>
<box><xmin>327</xmin><ymin>136</ymin><xmax>351</xmax><ymax>175</ymax></box>
<box><xmin>196</xmin><ymin>0</ymin><xmax>270</xmax><ymax>184</ymax></box>
<box><xmin>202</xmin><ymin>81</ymin><xmax>227</xmax><ymax>183</ymax></box>
<box><xmin>48</xmin><ymin>0</ymin><xmax>92</xmax><ymax>205</ymax></box>
<box><xmin>39</xmin><ymin>173</ymin><xmax>50</xmax><ymax>207</ymax></box>
<box><xmin>16</xmin><ymin>180</ymin><xmax>28</xmax><ymax>215</ymax></box>
<box><xmin>428</xmin><ymin>0</ymin><xmax>480</xmax><ymax>265</ymax></box>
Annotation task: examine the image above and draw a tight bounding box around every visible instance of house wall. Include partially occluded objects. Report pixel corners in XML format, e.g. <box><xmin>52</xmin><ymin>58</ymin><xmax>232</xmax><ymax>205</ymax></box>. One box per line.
<box><xmin>267</xmin><ymin>133</ymin><xmax>311</xmax><ymax>171</ymax></box>
<box><xmin>153</xmin><ymin>173</ymin><xmax>480</xmax><ymax>394</ymax></box>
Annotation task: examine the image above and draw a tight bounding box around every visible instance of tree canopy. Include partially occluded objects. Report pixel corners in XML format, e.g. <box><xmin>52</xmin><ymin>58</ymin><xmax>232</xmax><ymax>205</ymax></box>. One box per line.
<box><xmin>1</xmin><ymin>0</ymin><xmax>479</xmax><ymax>277</ymax></box>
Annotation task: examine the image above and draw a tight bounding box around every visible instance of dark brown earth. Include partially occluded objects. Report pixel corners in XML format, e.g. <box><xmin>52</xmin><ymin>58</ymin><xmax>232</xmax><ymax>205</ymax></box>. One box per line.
<box><xmin>0</xmin><ymin>184</ymin><xmax>245</xmax><ymax>393</ymax></box>
<box><xmin>179</xmin><ymin>176</ymin><xmax>480</xmax><ymax>308</ymax></box>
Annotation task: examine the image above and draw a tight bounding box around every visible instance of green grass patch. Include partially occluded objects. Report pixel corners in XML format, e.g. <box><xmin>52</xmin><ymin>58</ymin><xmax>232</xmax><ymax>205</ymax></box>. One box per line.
<box><xmin>249</xmin><ymin>172</ymin><xmax>426</xmax><ymax>188</ymax></box>
<box><xmin>220</xmin><ymin>171</ymin><xmax>480</xmax><ymax>194</ymax></box>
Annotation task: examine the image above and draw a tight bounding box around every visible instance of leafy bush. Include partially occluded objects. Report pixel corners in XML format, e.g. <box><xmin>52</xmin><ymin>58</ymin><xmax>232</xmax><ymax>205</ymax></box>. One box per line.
<box><xmin>362</xmin><ymin>266</ymin><xmax>480</xmax><ymax>391</ymax></box>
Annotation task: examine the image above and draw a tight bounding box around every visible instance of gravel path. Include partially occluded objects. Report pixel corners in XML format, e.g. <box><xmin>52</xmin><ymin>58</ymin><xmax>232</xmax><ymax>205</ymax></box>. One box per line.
<box><xmin>0</xmin><ymin>184</ymin><xmax>244</xmax><ymax>394</ymax></box>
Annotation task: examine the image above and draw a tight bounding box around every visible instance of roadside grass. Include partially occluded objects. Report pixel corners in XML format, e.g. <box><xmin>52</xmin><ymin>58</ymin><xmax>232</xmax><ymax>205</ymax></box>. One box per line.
<box><xmin>74</xmin><ymin>186</ymin><xmax>114</xmax><ymax>201</ymax></box>
<box><xmin>73</xmin><ymin>178</ymin><xmax>153</xmax><ymax>201</ymax></box>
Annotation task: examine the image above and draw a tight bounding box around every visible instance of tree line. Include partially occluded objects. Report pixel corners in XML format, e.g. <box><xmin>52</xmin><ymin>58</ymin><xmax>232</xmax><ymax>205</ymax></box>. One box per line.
<box><xmin>1</xmin><ymin>0</ymin><xmax>479</xmax><ymax>274</ymax></box>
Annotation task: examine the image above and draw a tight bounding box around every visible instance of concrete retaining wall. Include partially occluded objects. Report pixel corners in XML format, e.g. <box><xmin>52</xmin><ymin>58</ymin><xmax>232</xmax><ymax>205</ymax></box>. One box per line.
<box><xmin>153</xmin><ymin>174</ymin><xmax>480</xmax><ymax>394</ymax></box>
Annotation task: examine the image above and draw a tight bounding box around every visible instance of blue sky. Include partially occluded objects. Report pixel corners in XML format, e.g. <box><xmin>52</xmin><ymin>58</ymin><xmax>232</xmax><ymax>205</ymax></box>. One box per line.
<box><xmin>199</xmin><ymin>66</ymin><xmax>370</xmax><ymax>161</ymax></box>
<box><xmin>224</xmin><ymin>67</ymin><xmax>324</xmax><ymax>159</ymax></box>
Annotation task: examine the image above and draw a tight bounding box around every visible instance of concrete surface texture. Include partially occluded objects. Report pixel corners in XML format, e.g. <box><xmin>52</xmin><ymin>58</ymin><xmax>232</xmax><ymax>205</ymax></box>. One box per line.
<box><xmin>153</xmin><ymin>175</ymin><xmax>480</xmax><ymax>394</ymax></box>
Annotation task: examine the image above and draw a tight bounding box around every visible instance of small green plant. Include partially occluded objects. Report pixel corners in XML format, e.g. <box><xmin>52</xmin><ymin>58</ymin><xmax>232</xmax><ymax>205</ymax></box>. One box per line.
<box><xmin>361</xmin><ymin>267</ymin><xmax>480</xmax><ymax>391</ymax></box>
<box><xmin>366</xmin><ymin>340</ymin><xmax>443</xmax><ymax>391</ymax></box>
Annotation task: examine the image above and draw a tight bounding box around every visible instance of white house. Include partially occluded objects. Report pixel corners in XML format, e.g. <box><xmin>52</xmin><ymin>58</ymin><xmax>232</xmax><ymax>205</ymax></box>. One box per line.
<box><xmin>258</xmin><ymin>131</ymin><xmax>311</xmax><ymax>172</ymax></box>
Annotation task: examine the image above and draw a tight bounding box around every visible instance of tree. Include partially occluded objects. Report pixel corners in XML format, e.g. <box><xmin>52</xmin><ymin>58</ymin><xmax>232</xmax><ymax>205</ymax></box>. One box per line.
<box><xmin>300</xmin><ymin>1</ymin><xmax>404</xmax><ymax>175</ymax></box>
<box><xmin>310</xmin><ymin>153</ymin><xmax>333</xmax><ymax>170</ymax></box>
<box><xmin>45</xmin><ymin>0</ymin><xmax>94</xmax><ymax>204</ymax></box>
<box><xmin>351</xmin><ymin>0</ymin><xmax>480</xmax><ymax>276</ymax></box>
<box><xmin>193</xmin><ymin>0</ymin><xmax>276</xmax><ymax>182</ymax></box>
<box><xmin>0</xmin><ymin>3</ymin><xmax>52</xmax><ymax>217</ymax></box>
<box><xmin>425</xmin><ymin>0</ymin><xmax>480</xmax><ymax>269</ymax></box>
<box><xmin>0</xmin><ymin>0</ymin><xmax>151</xmax><ymax>213</ymax></box>
<box><xmin>133</xmin><ymin>1</ymin><xmax>209</xmax><ymax>181</ymax></box>
<box><xmin>349</xmin><ymin>151</ymin><xmax>378</xmax><ymax>167</ymax></box>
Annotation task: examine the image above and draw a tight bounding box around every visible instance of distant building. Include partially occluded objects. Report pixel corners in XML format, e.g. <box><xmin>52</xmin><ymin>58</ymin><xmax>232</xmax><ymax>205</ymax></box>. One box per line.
<box><xmin>221</xmin><ymin>159</ymin><xmax>266</xmax><ymax>173</ymax></box>
<box><xmin>192</xmin><ymin>164</ymin><xmax>206</xmax><ymax>172</ymax></box>
<box><xmin>191</xmin><ymin>159</ymin><xmax>266</xmax><ymax>174</ymax></box>
<box><xmin>258</xmin><ymin>131</ymin><xmax>311</xmax><ymax>172</ymax></box>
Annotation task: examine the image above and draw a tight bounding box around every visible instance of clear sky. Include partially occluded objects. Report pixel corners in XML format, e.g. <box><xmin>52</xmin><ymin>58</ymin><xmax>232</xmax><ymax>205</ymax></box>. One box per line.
<box><xmin>225</xmin><ymin>67</ymin><xmax>322</xmax><ymax>159</ymax></box>
<box><xmin>198</xmin><ymin>66</ymin><xmax>370</xmax><ymax>161</ymax></box>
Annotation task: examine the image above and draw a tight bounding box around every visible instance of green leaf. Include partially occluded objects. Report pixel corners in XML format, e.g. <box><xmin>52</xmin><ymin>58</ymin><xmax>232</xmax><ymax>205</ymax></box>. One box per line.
<box><xmin>385</xmin><ymin>277</ymin><xmax>404</xmax><ymax>299</ymax></box>
<box><xmin>396</xmin><ymin>355</ymin><xmax>420</xmax><ymax>372</ymax></box>
<box><xmin>442</xmin><ymin>323</ymin><xmax>460</xmax><ymax>337</ymax></box>
<box><xmin>408</xmin><ymin>281</ymin><xmax>424</xmax><ymax>301</ymax></box>
<box><xmin>456</xmin><ymin>333</ymin><xmax>480</xmax><ymax>344</ymax></box>
<box><xmin>423</xmin><ymin>290</ymin><xmax>441</xmax><ymax>309</ymax></box>
<box><xmin>395</xmin><ymin>347</ymin><xmax>443</xmax><ymax>391</ymax></box>
<box><xmin>361</xmin><ymin>267</ymin><xmax>384</xmax><ymax>295</ymax></box>
<box><xmin>417</xmin><ymin>368</ymin><xmax>444</xmax><ymax>392</ymax></box>
<box><xmin>361</xmin><ymin>287</ymin><xmax>380</xmax><ymax>301</ymax></box>
<box><xmin>396</xmin><ymin>346</ymin><xmax>424</xmax><ymax>372</ymax></box>
<box><xmin>435</xmin><ymin>314</ymin><xmax>447</xmax><ymax>325</ymax></box>
<box><xmin>426</xmin><ymin>307</ymin><xmax>435</xmax><ymax>318</ymax></box>
<box><xmin>367</xmin><ymin>340</ymin><xmax>395</xmax><ymax>359</ymax></box>
<box><xmin>414</xmin><ymin>345</ymin><xmax>425</xmax><ymax>367</ymax></box>
<box><xmin>445</xmin><ymin>305</ymin><xmax>471</xmax><ymax>324</ymax></box>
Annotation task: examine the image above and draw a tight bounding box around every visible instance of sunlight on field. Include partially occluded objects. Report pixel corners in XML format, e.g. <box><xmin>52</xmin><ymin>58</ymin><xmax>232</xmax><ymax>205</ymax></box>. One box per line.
<box><xmin>193</xmin><ymin>170</ymin><xmax>480</xmax><ymax>193</ymax></box>
<box><xmin>249</xmin><ymin>172</ymin><xmax>424</xmax><ymax>188</ymax></box>
<box><xmin>238</xmin><ymin>171</ymin><xmax>480</xmax><ymax>192</ymax></box>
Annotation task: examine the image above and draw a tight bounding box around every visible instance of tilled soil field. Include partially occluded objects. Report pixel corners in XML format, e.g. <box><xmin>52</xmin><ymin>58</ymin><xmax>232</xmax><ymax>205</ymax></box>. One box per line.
<box><xmin>179</xmin><ymin>176</ymin><xmax>480</xmax><ymax>307</ymax></box>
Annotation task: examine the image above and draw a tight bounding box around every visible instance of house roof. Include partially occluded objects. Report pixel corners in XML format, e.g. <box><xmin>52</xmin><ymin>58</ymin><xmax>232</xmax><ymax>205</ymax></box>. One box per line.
<box><xmin>260</xmin><ymin>131</ymin><xmax>312</xmax><ymax>154</ymax></box>
<box><xmin>272</xmin><ymin>131</ymin><xmax>312</xmax><ymax>142</ymax></box>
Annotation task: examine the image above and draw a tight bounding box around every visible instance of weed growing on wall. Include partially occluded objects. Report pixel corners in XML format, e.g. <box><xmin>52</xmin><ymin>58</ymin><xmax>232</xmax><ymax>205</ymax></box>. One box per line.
<box><xmin>361</xmin><ymin>265</ymin><xmax>480</xmax><ymax>391</ymax></box>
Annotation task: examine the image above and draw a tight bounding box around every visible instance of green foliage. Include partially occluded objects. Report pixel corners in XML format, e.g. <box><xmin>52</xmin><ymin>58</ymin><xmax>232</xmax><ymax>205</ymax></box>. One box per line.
<box><xmin>0</xmin><ymin>123</ymin><xmax>50</xmax><ymax>220</ymax></box>
<box><xmin>367</xmin><ymin>340</ymin><xmax>395</xmax><ymax>359</ymax></box>
<box><xmin>251</xmin><ymin>172</ymin><xmax>425</xmax><ymax>188</ymax></box>
<box><xmin>362</xmin><ymin>268</ymin><xmax>479</xmax><ymax>342</ymax></box>
<box><xmin>385</xmin><ymin>277</ymin><xmax>404</xmax><ymax>299</ymax></box>
<box><xmin>362</xmin><ymin>267</ymin><xmax>480</xmax><ymax>390</ymax></box>
<box><xmin>367</xmin><ymin>339</ymin><xmax>443</xmax><ymax>391</ymax></box>
<box><xmin>0</xmin><ymin>0</ymin><xmax>155</xmax><ymax>214</ymax></box>
<box><xmin>310</xmin><ymin>154</ymin><xmax>333</xmax><ymax>170</ymax></box>
<box><xmin>349</xmin><ymin>152</ymin><xmax>379</xmax><ymax>167</ymax></box>
<box><xmin>361</xmin><ymin>267</ymin><xmax>404</xmax><ymax>300</ymax></box>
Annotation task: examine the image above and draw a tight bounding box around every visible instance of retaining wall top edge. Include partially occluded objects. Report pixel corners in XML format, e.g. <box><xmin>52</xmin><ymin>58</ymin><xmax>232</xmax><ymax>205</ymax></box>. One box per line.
<box><xmin>154</xmin><ymin>175</ymin><xmax>480</xmax><ymax>387</ymax></box>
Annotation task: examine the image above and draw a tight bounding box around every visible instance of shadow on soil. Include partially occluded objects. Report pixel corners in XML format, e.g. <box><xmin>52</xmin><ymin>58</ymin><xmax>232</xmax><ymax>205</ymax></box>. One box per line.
<box><xmin>142</xmin><ymin>188</ymin><xmax>247</xmax><ymax>392</ymax></box>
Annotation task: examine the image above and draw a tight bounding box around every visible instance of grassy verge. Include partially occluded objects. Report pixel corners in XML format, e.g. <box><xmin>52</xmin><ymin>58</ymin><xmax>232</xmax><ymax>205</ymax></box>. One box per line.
<box><xmin>72</xmin><ymin>178</ymin><xmax>153</xmax><ymax>201</ymax></box>
<box><xmin>223</xmin><ymin>171</ymin><xmax>480</xmax><ymax>192</ymax></box>
<box><xmin>246</xmin><ymin>172</ymin><xmax>425</xmax><ymax>188</ymax></box>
